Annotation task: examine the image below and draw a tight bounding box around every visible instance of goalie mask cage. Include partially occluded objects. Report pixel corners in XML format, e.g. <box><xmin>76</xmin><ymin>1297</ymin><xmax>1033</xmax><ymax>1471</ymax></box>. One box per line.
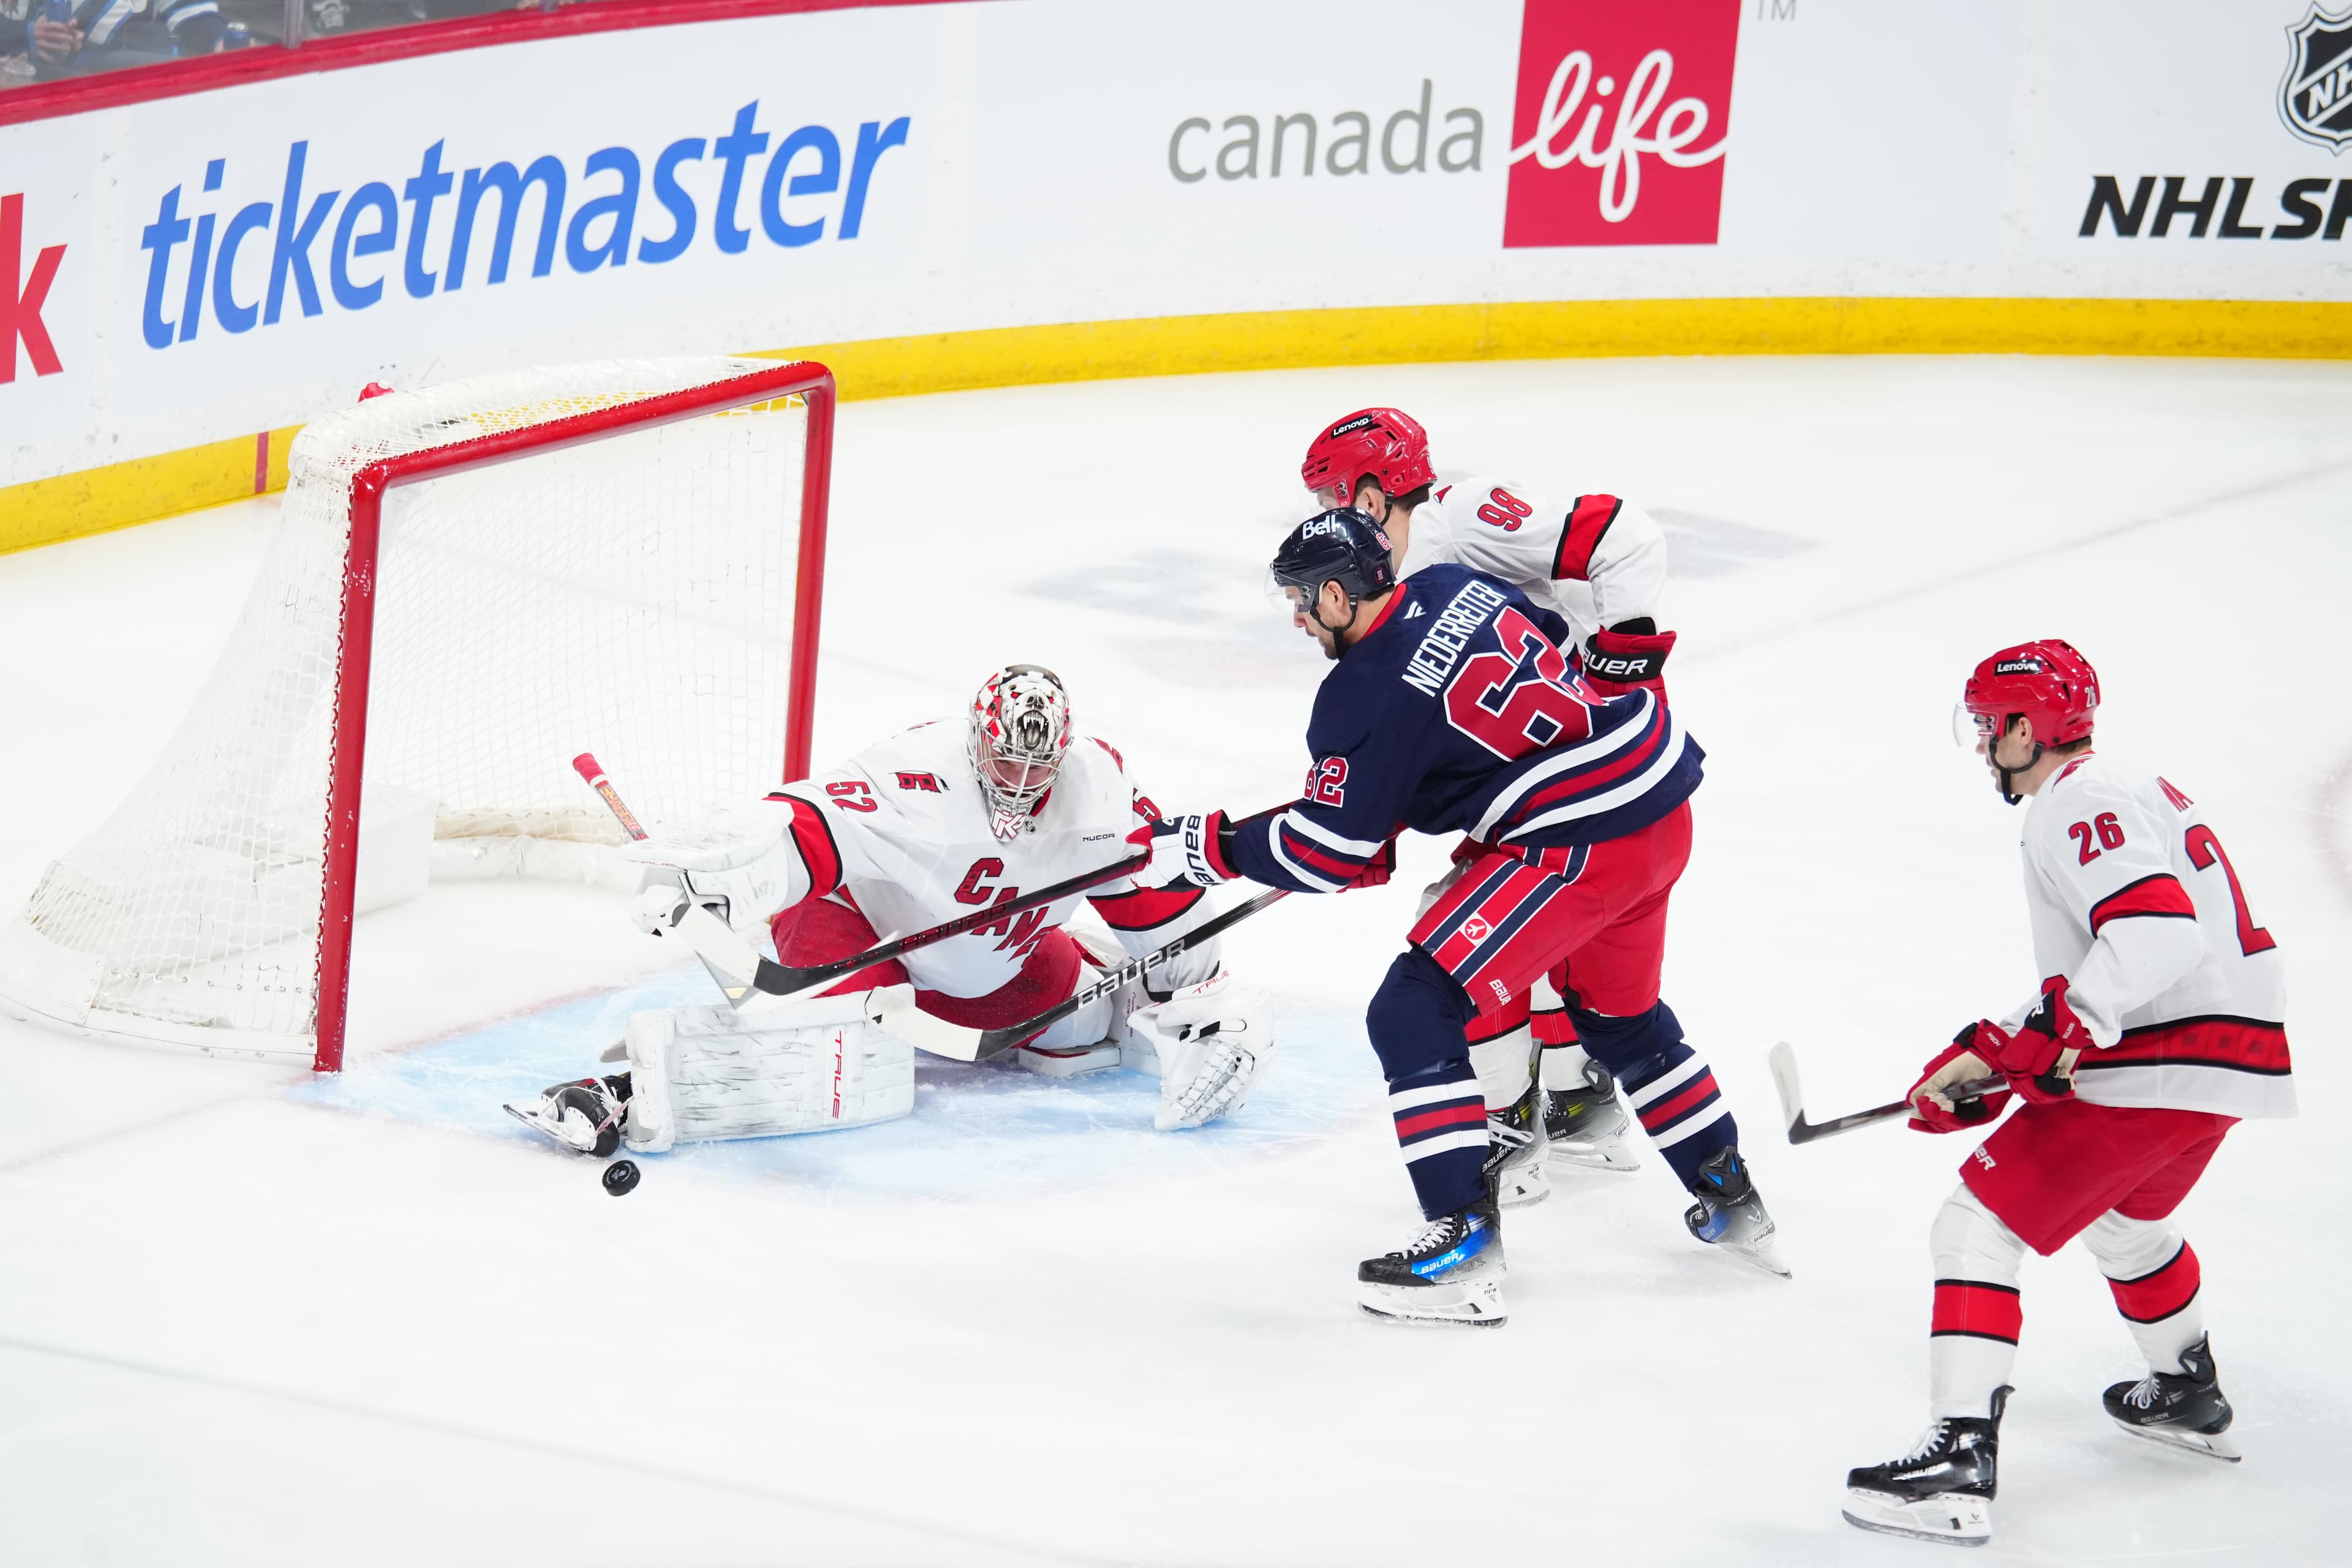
<box><xmin>0</xmin><ymin>357</ymin><xmax>834</xmax><ymax>1072</ymax></box>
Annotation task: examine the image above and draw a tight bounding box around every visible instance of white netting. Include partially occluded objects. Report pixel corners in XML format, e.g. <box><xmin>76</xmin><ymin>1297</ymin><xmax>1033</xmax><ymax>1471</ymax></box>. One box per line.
<box><xmin>0</xmin><ymin>357</ymin><xmax>815</xmax><ymax>1061</ymax></box>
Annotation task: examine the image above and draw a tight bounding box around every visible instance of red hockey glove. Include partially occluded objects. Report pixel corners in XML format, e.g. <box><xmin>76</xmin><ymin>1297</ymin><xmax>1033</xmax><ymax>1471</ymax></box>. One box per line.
<box><xmin>1128</xmin><ymin>812</ymin><xmax>1235</xmax><ymax>888</ymax></box>
<box><xmin>1906</xmin><ymin>1025</ymin><xmax>2013</xmax><ymax>1133</ymax></box>
<box><xmin>1987</xmin><ymin>979</ymin><xmax>2087</xmax><ymax>1104</ymax></box>
<box><xmin>1581</xmin><ymin>622</ymin><xmax>1677</xmax><ymax>699</ymax></box>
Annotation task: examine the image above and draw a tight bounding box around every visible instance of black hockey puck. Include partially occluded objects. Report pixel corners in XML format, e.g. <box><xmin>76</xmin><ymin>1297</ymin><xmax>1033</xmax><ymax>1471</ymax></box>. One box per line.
<box><xmin>601</xmin><ymin>1158</ymin><xmax>641</xmax><ymax>1197</ymax></box>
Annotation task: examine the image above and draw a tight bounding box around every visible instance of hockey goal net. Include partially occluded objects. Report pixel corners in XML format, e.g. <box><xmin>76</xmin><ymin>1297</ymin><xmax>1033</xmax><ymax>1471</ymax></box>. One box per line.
<box><xmin>0</xmin><ymin>357</ymin><xmax>833</xmax><ymax>1072</ymax></box>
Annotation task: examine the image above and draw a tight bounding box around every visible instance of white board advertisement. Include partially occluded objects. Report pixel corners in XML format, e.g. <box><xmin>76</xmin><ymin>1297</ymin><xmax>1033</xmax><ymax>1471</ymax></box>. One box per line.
<box><xmin>2</xmin><ymin>0</ymin><xmax>2346</xmax><ymax>488</ymax></box>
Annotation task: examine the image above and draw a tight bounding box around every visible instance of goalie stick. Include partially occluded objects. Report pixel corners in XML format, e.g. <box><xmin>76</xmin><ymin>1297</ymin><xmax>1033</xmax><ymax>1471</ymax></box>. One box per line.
<box><xmin>876</xmin><ymin>886</ymin><xmax>1291</xmax><ymax>1063</ymax></box>
<box><xmin>570</xmin><ymin>753</ymin><xmax>1152</xmax><ymax>1009</ymax></box>
<box><xmin>1766</xmin><ymin>1041</ymin><xmax>2008</xmax><ymax>1145</ymax></box>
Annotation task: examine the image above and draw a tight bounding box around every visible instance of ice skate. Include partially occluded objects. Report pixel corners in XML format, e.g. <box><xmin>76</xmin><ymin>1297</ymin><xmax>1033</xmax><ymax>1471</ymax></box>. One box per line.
<box><xmin>1683</xmin><ymin>1146</ymin><xmax>1790</xmax><ymax>1278</ymax></box>
<box><xmin>1357</xmin><ymin>1197</ymin><xmax>1507</xmax><ymax>1328</ymax></box>
<box><xmin>503</xmin><ymin>1074</ymin><xmax>631</xmax><ymax>1157</ymax></box>
<box><xmin>1485</xmin><ymin>1086</ymin><xmax>1550</xmax><ymax>1208</ymax></box>
<box><xmin>1842</xmin><ymin>1388</ymin><xmax>2007</xmax><ymax>1547</ymax></box>
<box><xmin>2102</xmin><ymin>1335</ymin><xmax>2241</xmax><ymax>1462</ymax></box>
<box><xmin>1543</xmin><ymin>1063</ymin><xmax>1641</xmax><ymax>1174</ymax></box>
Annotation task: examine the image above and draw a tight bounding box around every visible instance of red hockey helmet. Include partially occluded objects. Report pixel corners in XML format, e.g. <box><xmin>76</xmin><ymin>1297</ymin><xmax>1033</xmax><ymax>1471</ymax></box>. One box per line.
<box><xmin>1959</xmin><ymin>640</ymin><xmax>2100</xmax><ymax>749</ymax></box>
<box><xmin>1300</xmin><ymin>408</ymin><xmax>1434</xmax><ymax>503</ymax></box>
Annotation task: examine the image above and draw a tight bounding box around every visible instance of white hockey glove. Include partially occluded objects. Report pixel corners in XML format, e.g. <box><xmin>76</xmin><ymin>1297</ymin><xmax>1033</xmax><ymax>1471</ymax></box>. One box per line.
<box><xmin>619</xmin><ymin>809</ymin><xmax>806</xmax><ymax>938</ymax></box>
<box><xmin>1129</xmin><ymin>812</ymin><xmax>1237</xmax><ymax>888</ymax></box>
<box><xmin>621</xmin><ymin>987</ymin><xmax>918</xmax><ymax>1153</ymax></box>
<box><xmin>1124</xmin><ymin>971</ymin><xmax>1273</xmax><ymax>1131</ymax></box>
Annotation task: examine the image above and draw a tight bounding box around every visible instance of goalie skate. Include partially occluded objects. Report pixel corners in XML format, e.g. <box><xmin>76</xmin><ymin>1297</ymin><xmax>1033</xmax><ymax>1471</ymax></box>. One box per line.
<box><xmin>503</xmin><ymin>1076</ymin><xmax>631</xmax><ymax>1157</ymax></box>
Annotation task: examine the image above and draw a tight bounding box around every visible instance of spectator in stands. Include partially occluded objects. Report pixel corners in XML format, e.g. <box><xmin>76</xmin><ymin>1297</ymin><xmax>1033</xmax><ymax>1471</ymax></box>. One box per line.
<box><xmin>23</xmin><ymin>0</ymin><xmax>227</xmax><ymax>79</ymax></box>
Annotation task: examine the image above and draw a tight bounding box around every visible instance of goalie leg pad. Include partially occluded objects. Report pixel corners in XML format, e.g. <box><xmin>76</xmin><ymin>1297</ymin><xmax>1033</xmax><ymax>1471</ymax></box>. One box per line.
<box><xmin>622</xmin><ymin>987</ymin><xmax>917</xmax><ymax>1152</ymax></box>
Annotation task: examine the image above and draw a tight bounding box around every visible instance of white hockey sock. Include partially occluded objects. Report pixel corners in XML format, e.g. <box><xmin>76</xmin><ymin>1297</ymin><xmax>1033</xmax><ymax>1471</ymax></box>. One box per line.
<box><xmin>2081</xmin><ymin>1211</ymin><xmax>2205</xmax><ymax>1375</ymax></box>
<box><xmin>1468</xmin><ymin>1022</ymin><xmax>1536</xmax><ymax>1112</ymax></box>
<box><xmin>1929</xmin><ymin>1185</ymin><xmax>2027</xmax><ymax>1420</ymax></box>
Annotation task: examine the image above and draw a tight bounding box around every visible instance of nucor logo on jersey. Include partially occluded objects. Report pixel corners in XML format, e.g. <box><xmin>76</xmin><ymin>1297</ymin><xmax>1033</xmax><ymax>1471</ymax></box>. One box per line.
<box><xmin>1503</xmin><ymin>0</ymin><xmax>1740</xmax><ymax>248</ymax></box>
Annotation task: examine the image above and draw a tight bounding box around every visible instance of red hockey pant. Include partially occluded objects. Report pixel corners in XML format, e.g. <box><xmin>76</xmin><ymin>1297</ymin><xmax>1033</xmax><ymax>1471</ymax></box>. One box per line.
<box><xmin>770</xmin><ymin>895</ymin><xmax>1083</xmax><ymax>1034</ymax></box>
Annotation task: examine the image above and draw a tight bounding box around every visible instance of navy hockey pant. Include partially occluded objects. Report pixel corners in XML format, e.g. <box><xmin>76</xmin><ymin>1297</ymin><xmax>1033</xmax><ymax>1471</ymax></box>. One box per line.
<box><xmin>1368</xmin><ymin>804</ymin><xmax>1735</xmax><ymax>1215</ymax></box>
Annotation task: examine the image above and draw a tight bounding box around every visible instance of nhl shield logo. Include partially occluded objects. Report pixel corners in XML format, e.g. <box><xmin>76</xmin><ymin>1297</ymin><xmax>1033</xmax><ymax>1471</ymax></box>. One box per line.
<box><xmin>2282</xmin><ymin>5</ymin><xmax>2352</xmax><ymax>152</ymax></box>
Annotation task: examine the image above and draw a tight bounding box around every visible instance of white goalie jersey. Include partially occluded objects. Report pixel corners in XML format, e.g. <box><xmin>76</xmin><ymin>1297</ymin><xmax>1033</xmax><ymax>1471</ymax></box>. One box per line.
<box><xmin>2009</xmin><ymin>753</ymin><xmax>2293</xmax><ymax>1120</ymax></box>
<box><xmin>761</xmin><ymin>720</ymin><xmax>1219</xmax><ymax>999</ymax></box>
<box><xmin>1402</xmin><ymin>476</ymin><xmax>1670</xmax><ymax>650</ymax></box>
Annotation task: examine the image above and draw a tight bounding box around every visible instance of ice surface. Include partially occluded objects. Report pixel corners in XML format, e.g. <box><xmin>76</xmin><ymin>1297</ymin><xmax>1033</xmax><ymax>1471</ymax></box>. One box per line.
<box><xmin>2</xmin><ymin>356</ymin><xmax>2345</xmax><ymax>1565</ymax></box>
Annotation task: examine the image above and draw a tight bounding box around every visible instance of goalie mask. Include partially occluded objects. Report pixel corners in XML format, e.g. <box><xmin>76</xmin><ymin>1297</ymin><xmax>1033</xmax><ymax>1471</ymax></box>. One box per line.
<box><xmin>970</xmin><ymin>665</ymin><xmax>1072</xmax><ymax>840</ymax></box>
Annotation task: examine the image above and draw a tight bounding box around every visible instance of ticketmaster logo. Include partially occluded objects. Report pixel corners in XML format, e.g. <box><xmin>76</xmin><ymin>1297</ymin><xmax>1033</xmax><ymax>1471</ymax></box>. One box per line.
<box><xmin>133</xmin><ymin>105</ymin><xmax>910</xmax><ymax>350</ymax></box>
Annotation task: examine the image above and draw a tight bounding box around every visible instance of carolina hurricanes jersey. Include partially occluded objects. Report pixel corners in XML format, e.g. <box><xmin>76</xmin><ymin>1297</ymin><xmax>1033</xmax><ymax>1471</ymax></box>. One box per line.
<box><xmin>1226</xmin><ymin>562</ymin><xmax>1702</xmax><ymax>894</ymax></box>
<box><xmin>2009</xmin><ymin>753</ymin><xmax>2292</xmax><ymax>1120</ymax></box>
<box><xmin>763</xmin><ymin>721</ymin><xmax>1216</xmax><ymax>999</ymax></box>
<box><xmin>1401</xmin><ymin>477</ymin><xmax>1668</xmax><ymax>651</ymax></box>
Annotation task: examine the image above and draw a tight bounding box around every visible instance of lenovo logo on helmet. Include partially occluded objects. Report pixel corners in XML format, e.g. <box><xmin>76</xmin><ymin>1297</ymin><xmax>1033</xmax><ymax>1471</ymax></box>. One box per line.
<box><xmin>1327</xmin><ymin>414</ymin><xmax>1379</xmax><ymax>439</ymax></box>
<box><xmin>1994</xmin><ymin>658</ymin><xmax>2044</xmax><ymax>675</ymax></box>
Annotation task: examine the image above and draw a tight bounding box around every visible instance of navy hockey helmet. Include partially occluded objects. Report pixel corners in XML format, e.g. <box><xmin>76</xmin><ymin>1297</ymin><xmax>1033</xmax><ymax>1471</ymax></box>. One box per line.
<box><xmin>1270</xmin><ymin>508</ymin><xmax>1398</xmax><ymax>631</ymax></box>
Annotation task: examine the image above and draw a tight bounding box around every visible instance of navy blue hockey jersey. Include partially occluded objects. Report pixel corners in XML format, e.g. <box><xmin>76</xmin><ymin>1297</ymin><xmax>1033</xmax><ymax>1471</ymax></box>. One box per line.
<box><xmin>1230</xmin><ymin>563</ymin><xmax>1703</xmax><ymax>894</ymax></box>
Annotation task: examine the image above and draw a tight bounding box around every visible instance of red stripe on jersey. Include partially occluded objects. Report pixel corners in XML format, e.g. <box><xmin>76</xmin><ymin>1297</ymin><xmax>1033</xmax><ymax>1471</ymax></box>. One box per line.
<box><xmin>767</xmin><ymin>793</ymin><xmax>843</xmax><ymax>899</ymax></box>
<box><xmin>1090</xmin><ymin>736</ymin><xmax>1125</xmax><ymax>771</ymax></box>
<box><xmin>1931</xmin><ymin>1279</ymin><xmax>2022</xmax><ymax>1343</ymax></box>
<box><xmin>1278</xmin><ymin>823</ymin><xmax>1367</xmax><ymax>880</ymax></box>
<box><xmin>1551</xmin><ymin>494</ymin><xmax>1623</xmax><ymax>582</ymax></box>
<box><xmin>1513</xmin><ymin>706</ymin><xmax>1669</xmax><ymax>817</ymax></box>
<box><xmin>1638</xmin><ymin>1071</ymin><xmax>1719</xmax><ymax>1133</ymax></box>
<box><xmin>1088</xmin><ymin>882</ymin><xmax>1205</xmax><ymax>932</ymax></box>
<box><xmin>2055</xmin><ymin>752</ymin><xmax>2097</xmax><ymax>785</ymax></box>
<box><xmin>1394</xmin><ymin>1101</ymin><xmax>1487</xmax><ymax>1139</ymax></box>
<box><xmin>2089</xmin><ymin>1016</ymin><xmax>2291</xmax><ymax>1076</ymax></box>
<box><xmin>2089</xmin><ymin>873</ymin><xmax>2198</xmax><ymax>933</ymax></box>
<box><xmin>2108</xmin><ymin>1242</ymin><xmax>2201</xmax><ymax>1324</ymax></box>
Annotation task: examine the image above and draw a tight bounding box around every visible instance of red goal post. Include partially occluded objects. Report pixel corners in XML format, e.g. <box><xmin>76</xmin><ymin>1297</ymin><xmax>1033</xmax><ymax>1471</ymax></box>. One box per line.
<box><xmin>0</xmin><ymin>358</ymin><xmax>835</xmax><ymax>1074</ymax></box>
<box><xmin>315</xmin><ymin>361</ymin><xmax>835</xmax><ymax>1071</ymax></box>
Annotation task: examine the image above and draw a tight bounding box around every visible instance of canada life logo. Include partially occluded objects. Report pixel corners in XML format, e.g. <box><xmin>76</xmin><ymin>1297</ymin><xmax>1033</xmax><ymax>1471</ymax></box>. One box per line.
<box><xmin>1503</xmin><ymin>0</ymin><xmax>1740</xmax><ymax>247</ymax></box>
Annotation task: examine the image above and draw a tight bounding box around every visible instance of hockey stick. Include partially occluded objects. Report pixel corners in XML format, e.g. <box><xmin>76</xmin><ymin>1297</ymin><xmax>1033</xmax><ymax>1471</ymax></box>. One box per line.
<box><xmin>742</xmin><ymin>851</ymin><xmax>1152</xmax><ymax>1001</ymax></box>
<box><xmin>571</xmin><ymin>755</ymin><xmax>1155</xmax><ymax>1006</ymax></box>
<box><xmin>573</xmin><ymin>752</ymin><xmax>750</xmax><ymax>1001</ymax></box>
<box><xmin>876</xmin><ymin>886</ymin><xmax>1291</xmax><ymax>1063</ymax></box>
<box><xmin>1766</xmin><ymin>1041</ymin><xmax>2008</xmax><ymax>1145</ymax></box>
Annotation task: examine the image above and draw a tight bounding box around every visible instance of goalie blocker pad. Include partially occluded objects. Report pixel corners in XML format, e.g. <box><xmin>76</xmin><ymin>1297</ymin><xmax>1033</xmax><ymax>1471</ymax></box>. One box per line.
<box><xmin>623</xmin><ymin>987</ymin><xmax>917</xmax><ymax>1152</ymax></box>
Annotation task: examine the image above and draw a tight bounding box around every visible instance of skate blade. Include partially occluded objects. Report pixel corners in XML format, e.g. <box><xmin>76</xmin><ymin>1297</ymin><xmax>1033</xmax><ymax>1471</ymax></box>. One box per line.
<box><xmin>501</xmin><ymin>1101</ymin><xmax>594</xmax><ymax>1154</ymax></box>
<box><xmin>1357</xmin><ymin>1276</ymin><xmax>1508</xmax><ymax>1329</ymax></box>
<box><xmin>1701</xmin><ymin>1230</ymin><xmax>1792</xmax><ymax>1280</ymax></box>
<box><xmin>2113</xmin><ymin>1419</ymin><xmax>2241</xmax><ymax>1463</ymax></box>
<box><xmin>1841</xmin><ymin>1490</ymin><xmax>1991</xmax><ymax>1546</ymax></box>
<box><xmin>1547</xmin><ymin>1141</ymin><xmax>1642</xmax><ymax>1174</ymax></box>
<box><xmin>1495</xmin><ymin>1166</ymin><xmax>1550</xmax><ymax>1208</ymax></box>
